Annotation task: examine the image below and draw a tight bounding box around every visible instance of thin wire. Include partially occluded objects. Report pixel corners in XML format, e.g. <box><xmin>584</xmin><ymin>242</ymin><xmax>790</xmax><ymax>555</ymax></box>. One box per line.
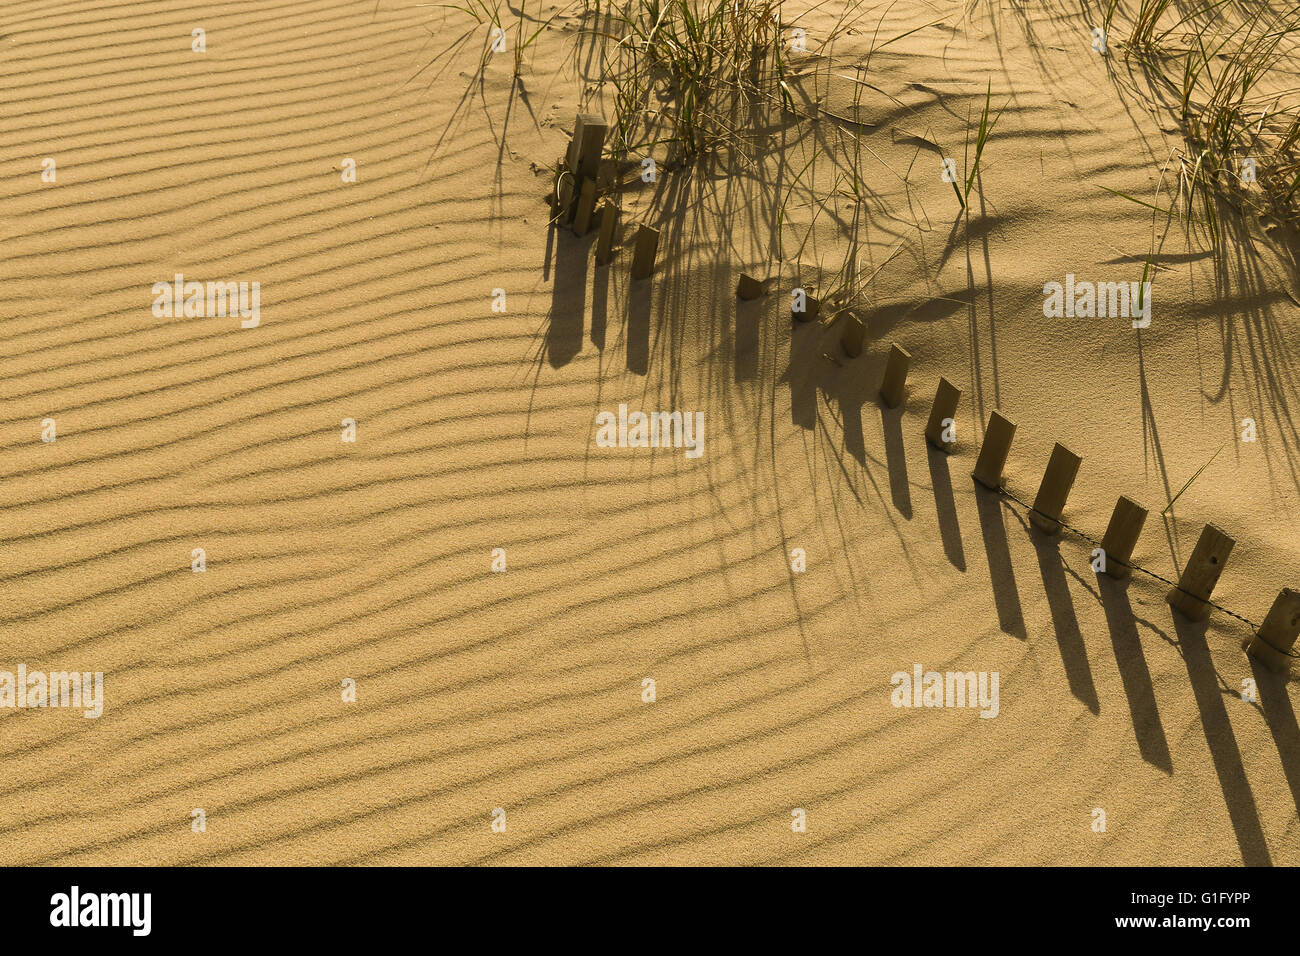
<box><xmin>996</xmin><ymin>485</ymin><xmax>1297</xmax><ymax>656</ymax></box>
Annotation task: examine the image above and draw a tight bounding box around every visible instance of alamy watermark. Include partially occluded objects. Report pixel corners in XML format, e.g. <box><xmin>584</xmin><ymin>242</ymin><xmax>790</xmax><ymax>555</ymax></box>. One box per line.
<box><xmin>1043</xmin><ymin>274</ymin><xmax>1151</xmax><ymax>328</ymax></box>
<box><xmin>50</xmin><ymin>886</ymin><xmax>150</xmax><ymax>936</ymax></box>
<box><xmin>594</xmin><ymin>403</ymin><xmax>704</xmax><ymax>459</ymax></box>
<box><xmin>0</xmin><ymin>664</ymin><xmax>103</xmax><ymax>718</ymax></box>
<box><xmin>890</xmin><ymin>664</ymin><xmax>999</xmax><ymax>718</ymax></box>
<box><xmin>152</xmin><ymin>272</ymin><xmax>260</xmax><ymax>327</ymax></box>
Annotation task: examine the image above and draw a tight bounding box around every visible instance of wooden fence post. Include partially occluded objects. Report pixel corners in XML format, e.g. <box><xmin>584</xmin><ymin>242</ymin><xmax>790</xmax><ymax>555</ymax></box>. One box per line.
<box><xmin>1029</xmin><ymin>443</ymin><xmax>1082</xmax><ymax>534</ymax></box>
<box><xmin>972</xmin><ymin>411</ymin><xmax>1016</xmax><ymax>490</ymax></box>
<box><xmin>840</xmin><ymin>312</ymin><xmax>865</xmax><ymax>357</ymax></box>
<box><xmin>1098</xmin><ymin>495</ymin><xmax>1147</xmax><ymax>579</ymax></box>
<box><xmin>879</xmin><ymin>343</ymin><xmax>911</xmax><ymax>408</ymax></box>
<box><xmin>573</xmin><ymin>177</ymin><xmax>598</xmax><ymax>235</ymax></box>
<box><xmin>792</xmin><ymin>288</ymin><xmax>819</xmax><ymax>322</ymax></box>
<box><xmin>736</xmin><ymin>274</ymin><xmax>763</xmax><ymax>300</ymax></box>
<box><xmin>567</xmin><ymin>114</ymin><xmax>607</xmax><ymax>182</ymax></box>
<box><xmin>1166</xmin><ymin>523</ymin><xmax>1234</xmax><ymax>621</ymax></box>
<box><xmin>594</xmin><ymin>202</ymin><xmax>617</xmax><ymax>264</ymax></box>
<box><xmin>924</xmin><ymin>377</ymin><xmax>961</xmax><ymax>452</ymax></box>
<box><xmin>630</xmin><ymin>225</ymin><xmax>660</xmax><ymax>280</ymax></box>
<box><xmin>1246</xmin><ymin>588</ymin><xmax>1300</xmax><ymax>673</ymax></box>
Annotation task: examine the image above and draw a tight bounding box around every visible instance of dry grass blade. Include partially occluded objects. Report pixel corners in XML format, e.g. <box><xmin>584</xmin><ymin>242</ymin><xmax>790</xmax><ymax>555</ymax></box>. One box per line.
<box><xmin>1162</xmin><ymin>442</ymin><xmax>1226</xmax><ymax>516</ymax></box>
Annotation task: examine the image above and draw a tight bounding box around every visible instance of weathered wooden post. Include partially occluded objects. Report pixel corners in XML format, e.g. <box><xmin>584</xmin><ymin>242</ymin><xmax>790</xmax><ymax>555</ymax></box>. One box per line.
<box><xmin>791</xmin><ymin>289</ymin><xmax>819</xmax><ymax>322</ymax></box>
<box><xmin>573</xmin><ymin>177</ymin><xmax>598</xmax><ymax>236</ymax></box>
<box><xmin>1029</xmin><ymin>442</ymin><xmax>1082</xmax><ymax>534</ymax></box>
<box><xmin>879</xmin><ymin>343</ymin><xmax>911</xmax><ymax>408</ymax></box>
<box><xmin>594</xmin><ymin>202</ymin><xmax>617</xmax><ymax>264</ymax></box>
<box><xmin>971</xmin><ymin>411</ymin><xmax>1016</xmax><ymax>490</ymax></box>
<box><xmin>923</xmin><ymin>377</ymin><xmax>961</xmax><ymax>452</ymax></box>
<box><xmin>1166</xmin><ymin>523</ymin><xmax>1234</xmax><ymax>621</ymax></box>
<box><xmin>1247</xmin><ymin>588</ymin><xmax>1300</xmax><ymax>673</ymax></box>
<box><xmin>566</xmin><ymin>114</ymin><xmax>607</xmax><ymax>181</ymax></box>
<box><xmin>630</xmin><ymin>224</ymin><xmax>660</xmax><ymax>280</ymax></box>
<box><xmin>736</xmin><ymin>274</ymin><xmax>763</xmax><ymax>300</ymax></box>
<box><xmin>555</xmin><ymin>114</ymin><xmax>606</xmax><ymax>231</ymax></box>
<box><xmin>1098</xmin><ymin>495</ymin><xmax>1147</xmax><ymax>579</ymax></box>
<box><xmin>840</xmin><ymin>312</ymin><xmax>866</xmax><ymax>358</ymax></box>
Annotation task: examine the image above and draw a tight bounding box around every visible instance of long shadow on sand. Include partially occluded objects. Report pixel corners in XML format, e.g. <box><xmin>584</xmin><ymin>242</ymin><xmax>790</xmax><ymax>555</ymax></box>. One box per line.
<box><xmin>734</xmin><ymin>297</ymin><xmax>761</xmax><ymax>382</ymax></box>
<box><xmin>880</xmin><ymin>402</ymin><xmax>912</xmax><ymax>519</ymax></box>
<box><xmin>974</xmin><ymin>484</ymin><xmax>1025</xmax><ymax>639</ymax></box>
<box><xmin>546</xmin><ymin>226</ymin><xmax>590</xmax><ymax>368</ymax></box>
<box><xmin>626</xmin><ymin>278</ymin><xmax>651</xmax><ymax>374</ymax></box>
<box><xmin>1171</xmin><ymin>613</ymin><xmax>1272</xmax><ymax>866</ymax></box>
<box><xmin>786</xmin><ymin>320</ymin><xmax>821</xmax><ymax>430</ymax></box>
<box><xmin>1031</xmin><ymin>526</ymin><xmax>1100</xmax><ymax>714</ymax></box>
<box><xmin>590</xmin><ymin>258</ymin><xmax>611</xmax><ymax>352</ymax></box>
<box><xmin>1098</xmin><ymin>574</ymin><xmax>1173</xmax><ymax>772</ymax></box>
<box><xmin>1248</xmin><ymin>654</ymin><xmax>1300</xmax><ymax>820</ymax></box>
<box><xmin>927</xmin><ymin>445</ymin><xmax>965</xmax><ymax>571</ymax></box>
<box><xmin>987</xmin><ymin>490</ymin><xmax>1282</xmax><ymax>864</ymax></box>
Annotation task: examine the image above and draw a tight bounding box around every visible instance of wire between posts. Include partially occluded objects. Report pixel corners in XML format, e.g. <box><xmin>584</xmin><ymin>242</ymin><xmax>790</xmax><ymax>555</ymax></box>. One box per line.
<box><xmin>995</xmin><ymin>486</ymin><xmax>1275</xmax><ymax>639</ymax></box>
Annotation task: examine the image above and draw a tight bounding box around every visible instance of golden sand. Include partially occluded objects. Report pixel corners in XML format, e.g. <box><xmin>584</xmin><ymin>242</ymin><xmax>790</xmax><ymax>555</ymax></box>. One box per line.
<box><xmin>0</xmin><ymin>0</ymin><xmax>1297</xmax><ymax>865</ymax></box>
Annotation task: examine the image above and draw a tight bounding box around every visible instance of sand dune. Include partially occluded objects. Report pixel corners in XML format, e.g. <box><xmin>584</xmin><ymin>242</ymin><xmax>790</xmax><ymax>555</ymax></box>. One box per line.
<box><xmin>0</xmin><ymin>0</ymin><xmax>1297</xmax><ymax>865</ymax></box>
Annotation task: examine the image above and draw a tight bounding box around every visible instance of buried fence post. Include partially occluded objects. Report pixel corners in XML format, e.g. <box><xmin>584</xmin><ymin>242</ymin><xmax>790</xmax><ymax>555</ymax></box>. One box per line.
<box><xmin>630</xmin><ymin>225</ymin><xmax>660</xmax><ymax>280</ymax></box>
<box><xmin>736</xmin><ymin>274</ymin><xmax>764</xmax><ymax>300</ymax></box>
<box><xmin>567</xmin><ymin>114</ymin><xmax>607</xmax><ymax>182</ymax></box>
<box><xmin>1098</xmin><ymin>495</ymin><xmax>1148</xmax><ymax>579</ymax></box>
<box><xmin>924</xmin><ymin>377</ymin><xmax>961</xmax><ymax>452</ymax></box>
<box><xmin>840</xmin><ymin>312</ymin><xmax>866</xmax><ymax>358</ymax></box>
<box><xmin>1166</xmin><ymin>523</ymin><xmax>1235</xmax><ymax>622</ymax></box>
<box><xmin>594</xmin><ymin>202</ymin><xmax>617</xmax><ymax>264</ymax></box>
<box><xmin>573</xmin><ymin>177</ymin><xmax>598</xmax><ymax>236</ymax></box>
<box><xmin>1247</xmin><ymin>588</ymin><xmax>1300</xmax><ymax>674</ymax></box>
<box><xmin>791</xmin><ymin>289</ymin><xmax>819</xmax><ymax>322</ymax></box>
<box><xmin>971</xmin><ymin>411</ymin><xmax>1016</xmax><ymax>490</ymax></box>
<box><xmin>1029</xmin><ymin>442</ymin><xmax>1082</xmax><ymax>534</ymax></box>
<box><xmin>556</xmin><ymin>115</ymin><xmax>605</xmax><ymax>229</ymax></box>
<box><xmin>879</xmin><ymin>343</ymin><xmax>911</xmax><ymax>408</ymax></box>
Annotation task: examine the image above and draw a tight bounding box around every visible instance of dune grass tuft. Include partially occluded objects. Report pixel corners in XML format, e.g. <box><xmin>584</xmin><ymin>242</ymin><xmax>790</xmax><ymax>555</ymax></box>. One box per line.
<box><xmin>1110</xmin><ymin>1</ymin><xmax>1300</xmax><ymax>245</ymax></box>
<box><xmin>586</xmin><ymin>0</ymin><xmax>870</xmax><ymax>170</ymax></box>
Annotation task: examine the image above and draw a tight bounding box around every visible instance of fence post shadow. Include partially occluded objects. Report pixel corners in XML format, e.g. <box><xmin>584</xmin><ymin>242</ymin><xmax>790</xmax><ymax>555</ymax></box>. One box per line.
<box><xmin>880</xmin><ymin>402</ymin><xmax>911</xmax><ymax>518</ymax></box>
<box><xmin>734</xmin><ymin>297</ymin><xmax>760</xmax><ymax>382</ymax></box>
<box><xmin>837</xmin><ymin>391</ymin><xmax>866</xmax><ymax>466</ymax></box>
<box><xmin>1098</xmin><ymin>574</ymin><xmax>1172</xmax><ymax>771</ymax></box>
<box><xmin>783</xmin><ymin>320</ymin><xmax>820</xmax><ymax>430</ymax></box>
<box><xmin>1247</xmin><ymin>654</ymin><xmax>1300</xmax><ymax>819</ymax></box>
<box><xmin>1031</xmin><ymin>527</ymin><xmax>1100</xmax><ymax>714</ymax></box>
<box><xmin>927</xmin><ymin>444</ymin><xmax>964</xmax><ymax>571</ymax></box>
<box><xmin>974</xmin><ymin>485</ymin><xmax>1025</xmax><ymax>639</ymax></box>
<box><xmin>547</xmin><ymin>227</ymin><xmax>589</xmax><ymax>368</ymax></box>
<box><xmin>626</xmin><ymin>279</ymin><xmax>651</xmax><ymax>374</ymax></box>
<box><xmin>590</xmin><ymin>258</ymin><xmax>610</xmax><ymax>352</ymax></box>
<box><xmin>1172</xmin><ymin>613</ymin><xmax>1272</xmax><ymax>866</ymax></box>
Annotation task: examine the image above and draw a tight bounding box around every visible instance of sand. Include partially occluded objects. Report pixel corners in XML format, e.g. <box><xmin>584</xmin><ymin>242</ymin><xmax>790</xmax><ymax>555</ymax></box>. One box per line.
<box><xmin>0</xmin><ymin>0</ymin><xmax>1297</xmax><ymax>866</ymax></box>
